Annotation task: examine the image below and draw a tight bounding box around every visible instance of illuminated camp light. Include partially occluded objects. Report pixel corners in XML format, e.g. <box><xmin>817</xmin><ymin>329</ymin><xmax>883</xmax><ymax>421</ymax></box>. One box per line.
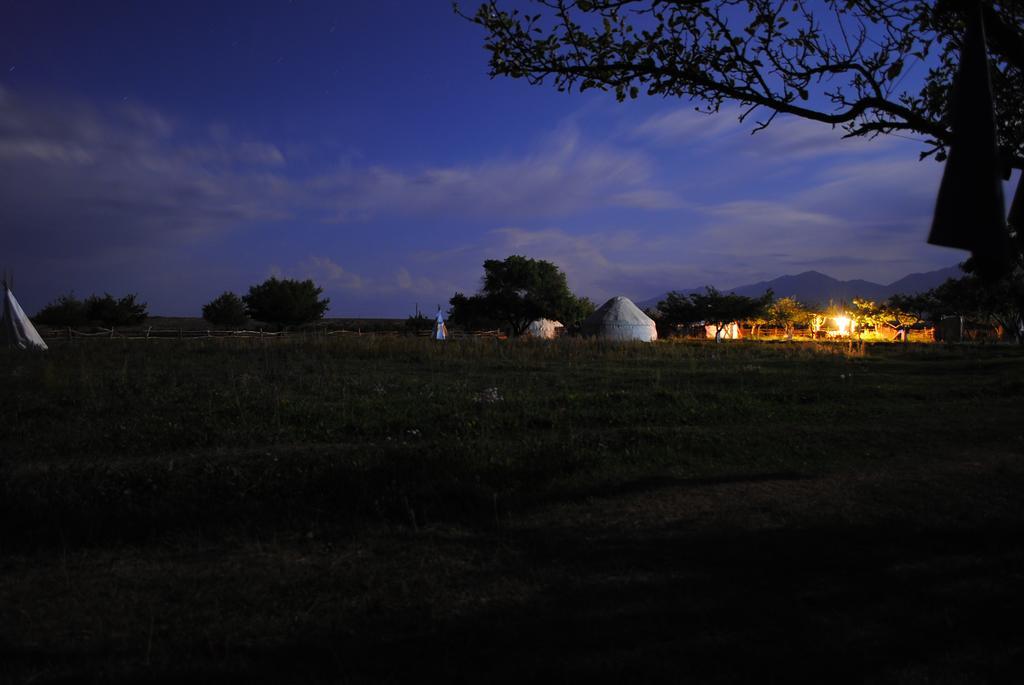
<box><xmin>833</xmin><ymin>315</ymin><xmax>852</xmax><ymax>336</ymax></box>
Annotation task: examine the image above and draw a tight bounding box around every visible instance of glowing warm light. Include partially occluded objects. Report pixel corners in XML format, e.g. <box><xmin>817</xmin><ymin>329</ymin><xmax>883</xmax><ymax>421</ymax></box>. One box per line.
<box><xmin>834</xmin><ymin>315</ymin><xmax>851</xmax><ymax>336</ymax></box>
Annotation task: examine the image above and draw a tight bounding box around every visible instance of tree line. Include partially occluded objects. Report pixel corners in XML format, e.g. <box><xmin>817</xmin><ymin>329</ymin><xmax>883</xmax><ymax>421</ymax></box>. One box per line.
<box><xmin>447</xmin><ymin>255</ymin><xmax>1023</xmax><ymax>343</ymax></box>
<box><xmin>30</xmin><ymin>257</ymin><xmax>1023</xmax><ymax>343</ymax></box>
<box><xmin>655</xmin><ymin>268</ymin><xmax>1023</xmax><ymax>345</ymax></box>
<box><xmin>447</xmin><ymin>256</ymin><xmax>1023</xmax><ymax>343</ymax></box>
<box><xmin>33</xmin><ymin>277</ymin><xmax>330</xmax><ymax>331</ymax></box>
<box><xmin>34</xmin><ymin>293</ymin><xmax>149</xmax><ymax>328</ymax></box>
<box><xmin>200</xmin><ymin>278</ymin><xmax>329</xmax><ymax>329</ymax></box>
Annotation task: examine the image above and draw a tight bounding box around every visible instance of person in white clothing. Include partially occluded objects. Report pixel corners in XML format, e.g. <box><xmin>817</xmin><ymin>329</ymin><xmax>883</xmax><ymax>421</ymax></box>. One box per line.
<box><xmin>433</xmin><ymin>309</ymin><xmax>447</xmax><ymax>341</ymax></box>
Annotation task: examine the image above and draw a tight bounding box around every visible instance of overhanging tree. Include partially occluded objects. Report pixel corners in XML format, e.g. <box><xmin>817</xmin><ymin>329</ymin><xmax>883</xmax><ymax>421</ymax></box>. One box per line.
<box><xmin>960</xmin><ymin>233</ymin><xmax>1024</xmax><ymax>341</ymax></box>
<box><xmin>449</xmin><ymin>255</ymin><xmax>592</xmax><ymax>335</ymax></box>
<box><xmin>766</xmin><ymin>296</ymin><xmax>810</xmax><ymax>339</ymax></box>
<box><xmin>694</xmin><ymin>287</ymin><xmax>773</xmax><ymax>340</ymax></box>
<box><xmin>938</xmin><ymin>263</ymin><xmax>1024</xmax><ymax>343</ymax></box>
<box><xmin>920</xmin><ymin>244</ymin><xmax>1024</xmax><ymax>342</ymax></box>
<box><xmin>853</xmin><ymin>297</ymin><xmax>885</xmax><ymax>336</ymax></box>
<box><xmin>973</xmin><ymin>277</ymin><xmax>1024</xmax><ymax>343</ymax></box>
<box><xmin>35</xmin><ymin>292</ymin><xmax>147</xmax><ymax>328</ymax></box>
<box><xmin>243</xmin><ymin>277</ymin><xmax>330</xmax><ymax>330</ymax></box>
<box><xmin>852</xmin><ymin>295</ymin><xmax>928</xmax><ymax>340</ymax></box>
<box><xmin>463</xmin><ymin>0</ymin><xmax>1024</xmax><ymax>163</ymax></box>
<box><xmin>927</xmin><ymin>274</ymin><xmax>985</xmax><ymax>339</ymax></box>
<box><xmin>882</xmin><ymin>292</ymin><xmax>935</xmax><ymax>340</ymax></box>
<box><xmin>34</xmin><ymin>293</ymin><xmax>88</xmax><ymax>327</ymax></box>
<box><xmin>660</xmin><ymin>287</ymin><xmax>772</xmax><ymax>340</ymax></box>
<box><xmin>929</xmin><ymin>275</ymin><xmax>984</xmax><ymax>321</ymax></box>
<box><xmin>202</xmin><ymin>291</ymin><xmax>248</xmax><ymax>327</ymax></box>
<box><xmin>655</xmin><ymin>290</ymin><xmax>701</xmax><ymax>334</ymax></box>
<box><xmin>84</xmin><ymin>293</ymin><xmax>148</xmax><ymax>327</ymax></box>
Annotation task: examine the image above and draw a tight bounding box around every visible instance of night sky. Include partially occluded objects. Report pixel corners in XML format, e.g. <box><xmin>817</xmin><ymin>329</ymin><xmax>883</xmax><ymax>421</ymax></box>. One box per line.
<box><xmin>0</xmin><ymin>0</ymin><xmax>998</xmax><ymax>317</ymax></box>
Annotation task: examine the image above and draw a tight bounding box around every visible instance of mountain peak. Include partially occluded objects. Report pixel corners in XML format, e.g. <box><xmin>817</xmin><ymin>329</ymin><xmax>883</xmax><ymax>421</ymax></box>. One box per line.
<box><xmin>637</xmin><ymin>265</ymin><xmax>961</xmax><ymax>310</ymax></box>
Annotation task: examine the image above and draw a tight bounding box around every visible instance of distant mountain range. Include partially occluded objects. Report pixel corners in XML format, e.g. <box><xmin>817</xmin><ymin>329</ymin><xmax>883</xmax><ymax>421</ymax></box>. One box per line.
<box><xmin>636</xmin><ymin>265</ymin><xmax>963</xmax><ymax>310</ymax></box>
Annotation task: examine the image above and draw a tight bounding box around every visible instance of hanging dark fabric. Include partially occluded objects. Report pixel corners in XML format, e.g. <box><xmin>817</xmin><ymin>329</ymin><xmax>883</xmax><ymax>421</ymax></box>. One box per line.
<box><xmin>928</xmin><ymin>3</ymin><xmax>1011</xmax><ymax>278</ymax></box>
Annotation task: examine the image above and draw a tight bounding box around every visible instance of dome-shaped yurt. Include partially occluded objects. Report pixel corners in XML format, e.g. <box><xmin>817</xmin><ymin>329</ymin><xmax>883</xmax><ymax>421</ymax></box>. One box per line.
<box><xmin>525</xmin><ymin>318</ymin><xmax>564</xmax><ymax>339</ymax></box>
<box><xmin>579</xmin><ymin>296</ymin><xmax>657</xmax><ymax>342</ymax></box>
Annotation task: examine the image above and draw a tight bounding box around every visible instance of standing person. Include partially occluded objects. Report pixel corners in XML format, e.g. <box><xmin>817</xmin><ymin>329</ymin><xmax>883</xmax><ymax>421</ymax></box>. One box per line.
<box><xmin>433</xmin><ymin>308</ymin><xmax>447</xmax><ymax>341</ymax></box>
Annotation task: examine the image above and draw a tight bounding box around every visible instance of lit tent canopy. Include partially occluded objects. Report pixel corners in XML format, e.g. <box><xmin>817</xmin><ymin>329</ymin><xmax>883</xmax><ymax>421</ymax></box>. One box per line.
<box><xmin>579</xmin><ymin>296</ymin><xmax>657</xmax><ymax>342</ymax></box>
<box><xmin>2</xmin><ymin>280</ymin><xmax>48</xmax><ymax>351</ymax></box>
<box><xmin>705</xmin><ymin>322</ymin><xmax>741</xmax><ymax>340</ymax></box>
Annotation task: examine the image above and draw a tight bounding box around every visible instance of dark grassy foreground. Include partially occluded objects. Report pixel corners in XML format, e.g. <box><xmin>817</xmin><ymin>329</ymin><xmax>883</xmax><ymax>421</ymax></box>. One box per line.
<box><xmin>1</xmin><ymin>337</ymin><xmax>1023</xmax><ymax>683</ymax></box>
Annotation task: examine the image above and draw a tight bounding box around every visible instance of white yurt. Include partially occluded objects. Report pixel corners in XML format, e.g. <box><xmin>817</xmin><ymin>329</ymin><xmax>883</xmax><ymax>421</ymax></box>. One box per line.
<box><xmin>2</xmin><ymin>281</ymin><xmax>48</xmax><ymax>351</ymax></box>
<box><xmin>579</xmin><ymin>296</ymin><xmax>657</xmax><ymax>342</ymax></box>
<box><xmin>525</xmin><ymin>318</ymin><xmax>564</xmax><ymax>339</ymax></box>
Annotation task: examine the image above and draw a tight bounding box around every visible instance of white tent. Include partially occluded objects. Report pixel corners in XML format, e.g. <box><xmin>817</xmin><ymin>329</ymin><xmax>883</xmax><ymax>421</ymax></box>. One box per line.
<box><xmin>2</xmin><ymin>282</ymin><xmax>48</xmax><ymax>351</ymax></box>
<box><xmin>705</xmin><ymin>322</ymin><xmax>741</xmax><ymax>341</ymax></box>
<box><xmin>579</xmin><ymin>296</ymin><xmax>657</xmax><ymax>342</ymax></box>
<box><xmin>433</xmin><ymin>309</ymin><xmax>448</xmax><ymax>341</ymax></box>
<box><xmin>525</xmin><ymin>318</ymin><xmax>563</xmax><ymax>339</ymax></box>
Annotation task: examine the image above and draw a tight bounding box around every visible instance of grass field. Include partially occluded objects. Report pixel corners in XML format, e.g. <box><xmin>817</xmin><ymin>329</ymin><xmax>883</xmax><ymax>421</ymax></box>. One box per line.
<box><xmin>2</xmin><ymin>337</ymin><xmax>1023</xmax><ymax>683</ymax></box>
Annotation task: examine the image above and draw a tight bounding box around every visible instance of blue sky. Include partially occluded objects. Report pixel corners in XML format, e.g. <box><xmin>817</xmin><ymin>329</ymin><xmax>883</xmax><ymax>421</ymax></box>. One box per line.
<box><xmin>0</xmin><ymin>0</ymin><xmax>990</xmax><ymax>316</ymax></box>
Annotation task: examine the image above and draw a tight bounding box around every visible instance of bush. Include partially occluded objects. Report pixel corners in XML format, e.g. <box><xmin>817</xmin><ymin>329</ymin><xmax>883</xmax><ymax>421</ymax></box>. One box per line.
<box><xmin>202</xmin><ymin>292</ymin><xmax>248</xmax><ymax>327</ymax></box>
<box><xmin>242</xmin><ymin>277</ymin><xmax>329</xmax><ymax>330</ymax></box>
<box><xmin>34</xmin><ymin>293</ymin><xmax>88</xmax><ymax>327</ymax></box>
<box><xmin>404</xmin><ymin>312</ymin><xmax>433</xmax><ymax>333</ymax></box>
<box><xmin>84</xmin><ymin>293</ymin><xmax>148</xmax><ymax>327</ymax></box>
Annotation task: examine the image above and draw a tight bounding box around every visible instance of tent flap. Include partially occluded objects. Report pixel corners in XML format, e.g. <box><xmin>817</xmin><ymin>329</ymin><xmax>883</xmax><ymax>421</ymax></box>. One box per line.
<box><xmin>3</xmin><ymin>286</ymin><xmax>49</xmax><ymax>351</ymax></box>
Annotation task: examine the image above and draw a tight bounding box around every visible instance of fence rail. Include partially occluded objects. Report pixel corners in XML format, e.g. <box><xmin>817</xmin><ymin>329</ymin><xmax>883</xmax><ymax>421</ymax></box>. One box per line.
<box><xmin>41</xmin><ymin>326</ymin><xmax>508</xmax><ymax>341</ymax></box>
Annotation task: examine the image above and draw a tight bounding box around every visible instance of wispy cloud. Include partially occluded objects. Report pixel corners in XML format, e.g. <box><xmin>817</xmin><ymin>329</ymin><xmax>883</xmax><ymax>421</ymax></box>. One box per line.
<box><xmin>417</xmin><ymin>141</ymin><xmax>958</xmax><ymax>304</ymax></box>
<box><xmin>689</xmin><ymin>156</ymin><xmax>953</xmax><ymax>283</ymax></box>
<box><xmin>269</xmin><ymin>255</ymin><xmax>461</xmax><ymax>310</ymax></box>
<box><xmin>631</xmin><ymin>105</ymin><xmax>907</xmax><ymax>161</ymax></box>
<box><xmin>1</xmin><ymin>88</ymin><xmax>681</xmax><ymax>269</ymax></box>
<box><xmin>631</xmin><ymin>107</ymin><xmax>737</xmax><ymax>143</ymax></box>
<box><xmin>1</xmin><ymin>84</ymin><xmax>964</xmax><ymax>316</ymax></box>
<box><xmin>624</xmin><ymin>102</ymin><xmax>955</xmax><ymax>285</ymax></box>
<box><xmin>0</xmin><ymin>87</ymin><xmax>293</xmax><ymax>266</ymax></box>
<box><xmin>292</xmin><ymin>255</ymin><xmax>365</xmax><ymax>291</ymax></box>
<box><xmin>315</xmin><ymin>126</ymin><xmax>682</xmax><ymax>221</ymax></box>
<box><xmin>607</xmin><ymin>189</ymin><xmax>687</xmax><ymax>210</ymax></box>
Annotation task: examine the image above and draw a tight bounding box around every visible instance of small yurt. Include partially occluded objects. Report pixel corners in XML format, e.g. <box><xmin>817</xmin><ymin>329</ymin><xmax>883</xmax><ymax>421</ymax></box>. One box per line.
<box><xmin>579</xmin><ymin>296</ymin><xmax>657</xmax><ymax>342</ymax></box>
<box><xmin>525</xmin><ymin>318</ymin><xmax>563</xmax><ymax>339</ymax></box>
